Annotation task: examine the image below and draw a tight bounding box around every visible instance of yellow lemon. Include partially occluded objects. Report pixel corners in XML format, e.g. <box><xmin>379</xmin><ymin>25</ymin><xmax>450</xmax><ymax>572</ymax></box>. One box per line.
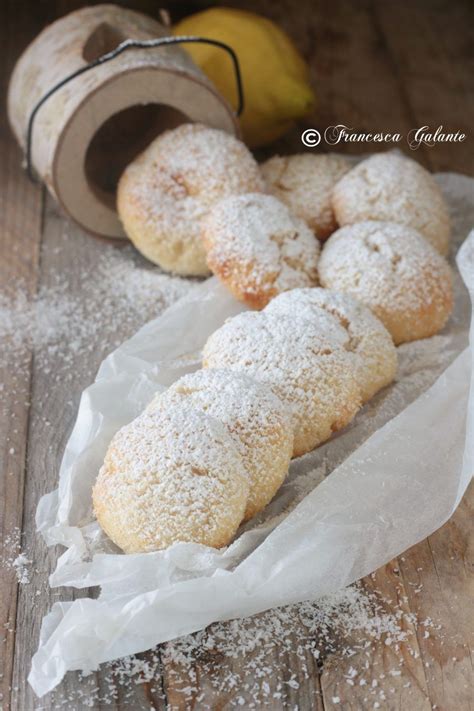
<box><xmin>173</xmin><ymin>7</ymin><xmax>316</xmax><ymax>147</ymax></box>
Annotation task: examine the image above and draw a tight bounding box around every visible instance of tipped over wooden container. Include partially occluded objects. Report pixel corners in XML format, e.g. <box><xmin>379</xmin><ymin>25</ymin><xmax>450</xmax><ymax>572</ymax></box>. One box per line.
<box><xmin>8</xmin><ymin>4</ymin><xmax>239</xmax><ymax>239</ymax></box>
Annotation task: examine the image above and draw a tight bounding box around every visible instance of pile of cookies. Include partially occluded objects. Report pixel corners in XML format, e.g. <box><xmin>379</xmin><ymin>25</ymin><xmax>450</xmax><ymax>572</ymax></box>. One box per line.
<box><xmin>93</xmin><ymin>124</ymin><xmax>454</xmax><ymax>554</ymax></box>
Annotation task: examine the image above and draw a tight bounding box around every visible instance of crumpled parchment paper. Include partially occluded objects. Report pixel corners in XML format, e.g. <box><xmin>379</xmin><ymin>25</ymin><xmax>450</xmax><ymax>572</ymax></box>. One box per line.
<box><xmin>29</xmin><ymin>172</ymin><xmax>474</xmax><ymax>696</ymax></box>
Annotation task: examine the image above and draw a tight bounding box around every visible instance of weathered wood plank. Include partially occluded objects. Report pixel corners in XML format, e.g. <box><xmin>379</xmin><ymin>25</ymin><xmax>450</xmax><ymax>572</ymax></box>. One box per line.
<box><xmin>4</xmin><ymin>3</ymin><xmax>183</xmax><ymax>708</ymax></box>
<box><xmin>371</xmin><ymin>4</ymin><xmax>474</xmax><ymax>706</ymax></box>
<box><xmin>9</xmin><ymin>196</ymin><xmax>173</xmax><ymax>710</ymax></box>
<box><xmin>373</xmin><ymin>0</ymin><xmax>474</xmax><ymax>174</ymax></box>
<box><xmin>8</xmin><ymin>199</ymin><xmax>103</xmax><ymax>711</ymax></box>
<box><xmin>0</xmin><ymin>1</ymin><xmax>46</xmax><ymax>708</ymax></box>
<box><xmin>320</xmin><ymin>564</ymin><xmax>432</xmax><ymax>710</ymax></box>
<box><xmin>396</xmin><ymin>484</ymin><xmax>474</xmax><ymax>710</ymax></box>
<box><xmin>162</xmin><ymin>614</ymin><xmax>324</xmax><ymax>710</ymax></box>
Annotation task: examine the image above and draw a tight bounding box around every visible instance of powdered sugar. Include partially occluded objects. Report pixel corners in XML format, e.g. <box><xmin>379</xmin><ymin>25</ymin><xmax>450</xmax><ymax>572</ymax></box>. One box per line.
<box><xmin>147</xmin><ymin>368</ymin><xmax>293</xmax><ymax>520</ymax></box>
<box><xmin>202</xmin><ymin>193</ymin><xmax>320</xmax><ymax>307</ymax></box>
<box><xmin>0</xmin><ymin>239</ymin><xmax>191</xmax><ymax>378</ymax></box>
<box><xmin>332</xmin><ymin>152</ymin><xmax>450</xmax><ymax>254</ymax></box>
<box><xmin>162</xmin><ymin>583</ymin><xmax>421</xmax><ymax>707</ymax></box>
<box><xmin>40</xmin><ymin>582</ymin><xmax>441</xmax><ymax>708</ymax></box>
<box><xmin>261</xmin><ymin>153</ymin><xmax>351</xmax><ymax>239</ymax></box>
<box><xmin>320</xmin><ymin>221</ymin><xmax>450</xmax><ymax>309</ymax></box>
<box><xmin>117</xmin><ymin>124</ymin><xmax>265</xmax><ymax>275</ymax></box>
<box><xmin>265</xmin><ymin>287</ymin><xmax>397</xmax><ymax>402</ymax></box>
<box><xmin>202</xmin><ymin>309</ymin><xmax>361</xmax><ymax>455</ymax></box>
<box><xmin>12</xmin><ymin>553</ymin><xmax>31</xmax><ymax>584</ymax></box>
<box><xmin>1</xmin><ymin>528</ymin><xmax>31</xmax><ymax>584</ymax></box>
<box><xmin>318</xmin><ymin>220</ymin><xmax>453</xmax><ymax>343</ymax></box>
<box><xmin>93</xmin><ymin>403</ymin><xmax>249</xmax><ymax>552</ymax></box>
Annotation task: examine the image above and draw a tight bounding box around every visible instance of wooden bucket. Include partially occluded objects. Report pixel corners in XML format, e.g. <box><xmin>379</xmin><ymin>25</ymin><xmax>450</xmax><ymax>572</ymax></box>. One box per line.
<box><xmin>8</xmin><ymin>4</ymin><xmax>239</xmax><ymax>239</ymax></box>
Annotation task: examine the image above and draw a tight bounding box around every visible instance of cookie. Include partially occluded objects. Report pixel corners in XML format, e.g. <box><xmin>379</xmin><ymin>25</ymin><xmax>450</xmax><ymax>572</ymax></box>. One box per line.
<box><xmin>318</xmin><ymin>221</ymin><xmax>453</xmax><ymax>345</ymax></box>
<box><xmin>93</xmin><ymin>404</ymin><xmax>249</xmax><ymax>552</ymax></box>
<box><xmin>202</xmin><ymin>193</ymin><xmax>320</xmax><ymax>309</ymax></box>
<box><xmin>265</xmin><ymin>288</ymin><xmax>397</xmax><ymax>402</ymax></box>
<box><xmin>331</xmin><ymin>152</ymin><xmax>450</xmax><ymax>255</ymax></box>
<box><xmin>202</xmin><ymin>310</ymin><xmax>361</xmax><ymax>457</ymax></box>
<box><xmin>261</xmin><ymin>153</ymin><xmax>351</xmax><ymax>240</ymax></box>
<box><xmin>147</xmin><ymin>369</ymin><xmax>293</xmax><ymax>520</ymax></box>
<box><xmin>117</xmin><ymin>124</ymin><xmax>265</xmax><ymax>276</ymax></box>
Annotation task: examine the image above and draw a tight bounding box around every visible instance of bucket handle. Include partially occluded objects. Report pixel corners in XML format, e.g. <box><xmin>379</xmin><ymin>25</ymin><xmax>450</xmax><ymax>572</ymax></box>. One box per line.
<box><xmin>25</xmin><ymin>35</ymin><xmax>244</xmax><ymax>182</ymax></box>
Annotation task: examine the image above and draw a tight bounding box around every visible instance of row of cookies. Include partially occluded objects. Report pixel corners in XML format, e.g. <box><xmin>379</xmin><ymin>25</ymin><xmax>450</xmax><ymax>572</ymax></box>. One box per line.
<box><xmin>93</xmin><ymin>287</ymin><xmax>397</xmax><ymax>553</ymax></box>
<box><xmin>117</xmin><ymin>124</ymin><xmax>450</xmax><ymax>278</ymax></box>
<box><xmin>117</xmin><ymin>124</ymin><xmax>453</xmax><ymax>345</ymax></box>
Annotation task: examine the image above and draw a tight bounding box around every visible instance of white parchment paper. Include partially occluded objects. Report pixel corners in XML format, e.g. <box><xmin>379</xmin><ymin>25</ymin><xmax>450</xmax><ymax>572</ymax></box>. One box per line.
<box><xmin>29</xmin><ymin>173</ymin><xmax>474</xmax><ymax>696</ymax></box>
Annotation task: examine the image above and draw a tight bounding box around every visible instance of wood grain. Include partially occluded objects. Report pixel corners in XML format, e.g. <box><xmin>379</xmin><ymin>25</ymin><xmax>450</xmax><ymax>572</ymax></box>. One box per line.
<box><xmin>373</xmin><ymin>0</ymin><xmax>474</xmax><ymax>174</ymax></box>
<box><xmin>0</xmin><ymin>2</ymin><xmax>46</xmax><ymax>709</ymax></box>
<box><xmin>249</xmin><ymin>0</ymin><xmax>434</xmax><ymax>166</ymax></box>
<box><xmin>9</xmin><ymin>200</ymin><xmax>101</xmax><ymax>711</ymax></box>
<box><xmin>8</xmin><ymin>195</ymin><xmax>173</xmax><ymax>710</ymax></box>
<box><xmin>162</xmin><ymin>617</ymin><xmax>324</xmax><ymax>710</ymax></box>
<box><xmin>397</xmin><ymin>484</ymin><xmax>474</xmax><ymax>710</ymax></box>
<box><xmin>320</xmin><ymin>564</ymin><xmax>432</xmax><ymax>711</ymax></box>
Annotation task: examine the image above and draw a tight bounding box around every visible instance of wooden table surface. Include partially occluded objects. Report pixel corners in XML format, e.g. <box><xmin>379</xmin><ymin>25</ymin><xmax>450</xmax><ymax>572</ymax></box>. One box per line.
<box><xmin>1</xmin><ymin>1</ymin><xmax>473</xmax><ymax>709</ymax></box>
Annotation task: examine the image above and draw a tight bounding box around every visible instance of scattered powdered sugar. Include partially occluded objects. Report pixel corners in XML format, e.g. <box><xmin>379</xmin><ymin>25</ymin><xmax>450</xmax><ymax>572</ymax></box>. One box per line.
<box><xmin>1</xmin><ymin>528</ymin><xmax>31</xmax><ymax>584</ymax></box>
<box><xmin>202</xmin><ymin>193</ymin><xmax>320</xmax><ymax>307</ymax></box>
<box><xmin>41</xmin><ymin>581</ymin><xmax>441</xmax><ymax>708</ymax></box>
<box><xmin>0</xmin><ymin>238</ymin><xmax>192</xmax><ymax>377</ymax></box>
<box><xmin>1</xmin><ymin>528</ymin><xmax>21</xmax><ymax>566</ymax></box>
<box><xmin>12</xmin><ymin>553</ymin><xmax>31</xmax><ymax>584</ymax></box>
<box><xmin>160</xmin><ymin>581</ymin><xmax>441</xmax><ymax>708</ymax></box>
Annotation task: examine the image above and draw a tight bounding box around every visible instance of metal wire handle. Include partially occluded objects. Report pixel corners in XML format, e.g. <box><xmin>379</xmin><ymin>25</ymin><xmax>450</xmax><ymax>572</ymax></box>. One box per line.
<box><xmin>25</xmin><ymin>35</ymin><xmax>244</xmax><ymax>182</ymax></box>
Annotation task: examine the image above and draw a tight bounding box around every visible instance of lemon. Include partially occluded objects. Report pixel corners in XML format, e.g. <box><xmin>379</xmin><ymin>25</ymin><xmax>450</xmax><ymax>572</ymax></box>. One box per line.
<box><xmin>173</xmin><ymin>8</ymin><xmax>316</xmax><ymax>147</ymax></box>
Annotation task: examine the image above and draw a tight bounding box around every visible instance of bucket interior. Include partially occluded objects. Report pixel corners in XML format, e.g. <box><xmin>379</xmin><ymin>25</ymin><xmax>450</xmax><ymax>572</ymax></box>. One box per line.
<box><xmin>84</xmin><ymin>104</ymin><xmax>190</xmax><ymax>209</ymax></box>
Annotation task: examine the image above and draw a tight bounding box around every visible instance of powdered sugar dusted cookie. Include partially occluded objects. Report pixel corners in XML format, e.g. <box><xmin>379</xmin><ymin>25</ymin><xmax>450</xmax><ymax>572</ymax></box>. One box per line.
<box><xmin>331</xmin><ymin>152</ymin><xmax>450</xmax><ymax>255</ymax></box>
<box><xmin>202</xmin><ymin>311</ymin><xmax>361</xmax><ymax>457</ymax></box>
<box><xmin>202</xmin><ymin>193</ymin><xmax>320</xmax><ymax>309</ymax></box>
<box><xmin>318</xmin><ymin>221</ymin><xmax>453</xmax><ymax>345</ymax></box>
<box><xmin>147</xmin><ymin>369</ymin><xmax>293</xmax><ymax>520</ymax></box>
<box><xmin>93</xmin><ymin>404</ymin><xmax>249</xmax><ymax>552</ymax></box>
<box><xmin>117</xmin><ymin>124</ymin><xmax>265</xmax><ymax>276</ymax></box>
<box><xmin>261</xmin><ymin>153</ymin><xmax>351</xmax><ymax>240</ymax></box>
<box><xmin>265</xmin><ymin>288</ymin><xmax>397</xmax><ymax>402</ymax></box>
